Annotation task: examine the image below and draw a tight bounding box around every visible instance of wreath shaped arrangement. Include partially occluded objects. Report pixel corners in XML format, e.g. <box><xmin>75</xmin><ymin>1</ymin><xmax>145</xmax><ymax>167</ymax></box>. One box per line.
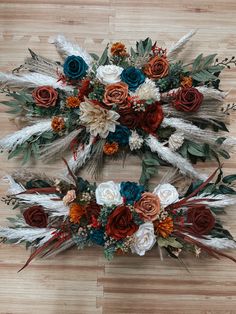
<box><xmin>0</xmin><ymin>31</ymin><xmax>236</xmax><ymax>185</ymax></box>
<box><xmin>0</xmin><ymin>31</ymin><xmax>236</xmax><ymax>270</ymax></box>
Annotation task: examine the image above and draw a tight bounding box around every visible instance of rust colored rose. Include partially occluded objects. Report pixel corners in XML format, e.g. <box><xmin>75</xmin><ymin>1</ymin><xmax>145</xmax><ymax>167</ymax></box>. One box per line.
<box><xmin>187</xmin><ymin>205</ymin><xmax>215</xmax><ymax>235</ymax></box>
<box><xmin>173</xmin><ymin>87</ymin><xmax>203</xmax><ymax>112</ymax></box>
<box><xmin>51</xmin><ymin>116</ymin><xmax>65</xmax><ymax>132</ymax></box>
<box><xmin>134</xmin><ymin>192</ymin><xmax>161</xmax><ymax>222</ymax></box>
<box><xmin>140</xmin><ymin>102</ymin><xmax>164</xmax><ymax>133</ymax></box>
<box><xmin>111</xmin><ymin>42</ymin><xmax>128</xmax><ymax>57</ymax></box>
<box><xmin>85</xmin><ymin>201</ymin><xmax>101</xmax><ymax>224</ymax></box>
<box><xmin>144</xmin><ymin>56</ymin><xmax>169</xmax><ymax>79</ymax></box>
<box><xmin>32</xmin><ymin>86</ymin><xmax>58</xmax><ymax>108</ymax></box>
<box><xmin>103</xmin><ymin>142</ymin><xmax>119</xmax><ymax>155</ymax></box>
<box><xmin>118</xmin><ymin>107</ymin><xmax>143</xmax><ymax>129</ymax></box>
<box><xmin>103</xmin><ymin>82</ymin><xmax>128</xmax><ymax>107</ymax></box>
<box><xmin>106</xmin><ymin>205</ymin><xmax>138</xmax><ymax>240</ymax></box>
<box><xmin>23</xmin><ymin>205</ymin><xmax>48</xmax><ymax>228</ymax></box>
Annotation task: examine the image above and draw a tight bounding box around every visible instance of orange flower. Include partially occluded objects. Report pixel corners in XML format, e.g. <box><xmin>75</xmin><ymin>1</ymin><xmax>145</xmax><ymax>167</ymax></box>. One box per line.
<box><xmin>51</xmin><ymin>116</ymin><xmax>65</xmax><ymax>132</ymax></box>
<box><xmin>66</xmin><ymin>96</ymin><xmax>81</xmax><ymax>108</ymax></box>
<box><xmin>181</xmin><ymin>76</ymin><xmax>193</xmax><ymax>88</ymax></box>
<box><xmin>154</xmin><ymin>217</ymin><xmax>174</xmax><ymax>238</ymax></box>
<box><xmin>103</xmin><ymin>142</ymin><xmax>119</xmax><ymax>155</ymax></box>
<box><xmin>144</xmin><ymin>55</ymin><xmax>169</xmax><ymax>79</ymax></box>
<box><xmin>111</xmin><ymin>42</ymin><xmax>128</xmax><ymax>57</ymax></box>
<box><xmin>69</xmin><ymin>203</ymin><xmax>85</xmax><ymax>224</ymax></box>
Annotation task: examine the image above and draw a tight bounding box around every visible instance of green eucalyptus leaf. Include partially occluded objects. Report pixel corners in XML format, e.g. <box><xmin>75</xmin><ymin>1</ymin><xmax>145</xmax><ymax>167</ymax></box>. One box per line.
<box><xmin>222</xmin><ymin>174</ymin><xmax>236</xmax><ymax>184</ymax></box>
<box><xmin>158</xmin><ymin>237</ymin><xmax>183</xmax><ymax>249</ymax></box>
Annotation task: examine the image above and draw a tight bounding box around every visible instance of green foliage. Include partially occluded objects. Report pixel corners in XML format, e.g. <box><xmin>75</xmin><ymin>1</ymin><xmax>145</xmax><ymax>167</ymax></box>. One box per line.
<box><xmin>0</xmin><ymin>90</ymin><xmax>34</xmax><ymax>115</ymax></box>
<box><xmin>157</xmin><ymin>237</ymin><xmax>183</xmax><ymax>249</ymax></box>
<box><xmin>222</xmin><ymin>174</ymin><xmax>236</xmax><ymax>184</ymax></box>
<box><xmin>139</xmin><ymin>151</ymin><xmax>160</xmax><ymax>188</ymax></box>
<box><xmin>104</xmin><ymin>245</ymin><xmax>116</xmax><ymax>260</ymax></box>
<box><xmin>135</xmin><ymin>38</ymin><xmax>152</xmax><ymax>57</ymax></box>
<box><xmin>88</xmin><ymin>83</ymin><xmax>105</xmax><ymax>102</ymax></box>
<box><xmin>185</xmin><ymin>53</ymin><xmax>224</xmax><ymax>83</ymax></box>
<box><xmin>98</xmin><ymin>45</ymin><xmax>109</xmax><ymax>66</ymax></box>
<box><xmin>157</xmin><ymin>62</ymin><xmax>183</xmax><ymax>92</ymax></box>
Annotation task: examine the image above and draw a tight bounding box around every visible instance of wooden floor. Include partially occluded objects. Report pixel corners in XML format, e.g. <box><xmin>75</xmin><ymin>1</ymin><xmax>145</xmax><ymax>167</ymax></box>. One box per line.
<box><xmin>1</xmin><ymin>0</ymin><xmax>236</xmax><ymax>313</ymax></box>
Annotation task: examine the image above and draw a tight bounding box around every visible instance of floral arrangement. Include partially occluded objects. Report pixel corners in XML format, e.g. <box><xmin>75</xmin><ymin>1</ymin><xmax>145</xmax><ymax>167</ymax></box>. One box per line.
<box><xmin>1</xmin><ymin>163</ymin><xmax>236</xmax><ymax>271</ymax></box>
<box><xmin>1</xmin><ymin>31</ymin><xmax>236</xmax><ymax>185</ymax></box>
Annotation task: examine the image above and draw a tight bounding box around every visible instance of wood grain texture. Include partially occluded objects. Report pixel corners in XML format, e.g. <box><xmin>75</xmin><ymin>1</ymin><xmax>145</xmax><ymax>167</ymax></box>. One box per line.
<box><xmin>0</xmin><ymin>1</ymin><xmax>236</xmax><ymax>313</ymax></box>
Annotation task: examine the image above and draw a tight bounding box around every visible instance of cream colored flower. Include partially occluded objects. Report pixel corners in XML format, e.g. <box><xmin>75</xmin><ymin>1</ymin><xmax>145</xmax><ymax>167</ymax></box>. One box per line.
<box><xmin>131</xmin><ymin>222</ymin><xmax>156</xmax><ymax>256</ymax></box>
<box><xmin>129</xmin><ymin>130</ymin><xmax>144</xmax><ymax>151</ymax></box>
<box><xmin>131</xmin><ymin>78</ymin><xmax>160</xmax><ymax>101</ymax></box>
<box><xmin>153</xmin><ymin>183</ymin><xmax>179</xmax><ymax>208</ymax></box>
<box><xmin>95</xmin><ymin>181</ymin><xmax>123</xmax><ymax>206</ymax></box>
<box><xmin>63</xmin><ymin>190</ymin><xmax>76</xmax><ymax>205</ymax></box>
<box><xmin>79</xmin><ymin>99</ymin><xmax>120</xmax><ymax>138</ymax></box>
<box><xmin>96</xmin><ymin>65</ymin><xmax>123</xmax><ymax>85</ymax></box>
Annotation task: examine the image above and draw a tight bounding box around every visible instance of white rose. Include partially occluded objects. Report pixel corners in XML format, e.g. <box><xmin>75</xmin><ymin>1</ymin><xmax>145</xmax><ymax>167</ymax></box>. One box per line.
<box><xmin>131</xmin><ymin>222</ymin><xmax>156</xmax><ymax>256</ymax></box>
<box><xmin>153</xmin><ymin>183</ymin><xmax>179</xmax><ymax>208</ymax></box>
<box><xmin>95</xmin><ymin>181</ymin><xmax>123</xmax><ymax>206</ymax></box>
<box><xmin>96</xmin><ymin>65</ymin><xmax>123</xmax><ymax>85</ymax></box>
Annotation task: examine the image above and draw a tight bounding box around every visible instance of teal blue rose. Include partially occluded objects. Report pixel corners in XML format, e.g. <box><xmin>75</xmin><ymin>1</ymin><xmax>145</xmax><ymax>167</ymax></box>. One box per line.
<box><xmin>121</xmin><ymin>67</ymin><xmax>145</xmax><ymax>91</ymax></box>
<box><xmin>107</xmin><ymin>125</ymin><xmax>131</xmax><ymax>146</ymax></box>
<box><xmin>120</xmin><ymin>181</ymin><xmax>144</xmax><ymax>204</ymax></box>
<box><xmin>89</xmin><ymin>228</ymin><xmax>105</xmax><ymax>246</ymax></box>
<box><xmin>63</xmin><ymin>55</ymin><xmax>88</xmax><ymax>80</ymax></box>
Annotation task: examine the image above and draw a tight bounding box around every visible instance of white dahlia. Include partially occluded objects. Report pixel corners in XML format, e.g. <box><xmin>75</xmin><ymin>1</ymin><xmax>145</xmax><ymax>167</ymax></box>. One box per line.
<box><xmin>129</xmin><ymin>130</ymin><xmax>144</xmax><ymax>151</ymax></box>
<box><xmin>79</xmin><ymin>99</ymin><xmax>120</xmax><ymax>138</ymax></box>
<box><xmin>132</xmin><ymin>78</ymin><xmax>160</xmax><ymax>101</ymax></box>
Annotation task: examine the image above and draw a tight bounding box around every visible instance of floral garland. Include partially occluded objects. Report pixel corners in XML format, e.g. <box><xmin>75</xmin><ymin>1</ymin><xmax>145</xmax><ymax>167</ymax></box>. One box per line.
<box><xmin>1</xmin><ymin>164</ymin><xmax>236</xmax><ymax>271</ymax></box>
<box><xmin>0</xmin><ymin>32</ymin><xmax>236</xmax><ymax>185</ymax></box>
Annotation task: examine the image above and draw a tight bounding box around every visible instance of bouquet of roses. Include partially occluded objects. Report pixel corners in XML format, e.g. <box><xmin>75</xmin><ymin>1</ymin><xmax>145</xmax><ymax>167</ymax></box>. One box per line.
<box><xmin>0</xmin><ymin>31</ymin><xmax>236</xmax><ymax>185</ymax></box>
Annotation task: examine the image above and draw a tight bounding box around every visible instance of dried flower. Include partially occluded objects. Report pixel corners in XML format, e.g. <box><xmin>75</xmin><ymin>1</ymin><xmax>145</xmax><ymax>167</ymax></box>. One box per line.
<box><xmin>129</xmin><ymin>130</ymin><xmax>144</xmax><ymax>150</ymax></box>
<box><xmin>51</xmin><ymin>116</ymin><xmax>65</xmax><ymax>132</ymax></box>
<box><xmin>69</xmin><ymin>203</ymin><xmax>85</xmax><ymax>224</ymax></box>
<box><xmin>168</xmin><ymin>132</ymin><xmax>184</xmax><ymax>151</ymax></box>
<box><xmin>66</xmin><ymin>96</ymin><xmax>81</xmax><ymax>108</ymax></box>
<box><xmin>79</xmin><ymin>98</ymin><xmax>120</xmax><ymax>138</ymax></box>
<box><xmin>63</xmin><ymin>190</ymin><xmax>76</xmax><ymax>205</ymax></box>
<box><xmin>154</xmin><ymin>217</ymin><xmax>174</xmax><ymax>238</ymax></box>
<box><xmin>103</xmin><ymin>142</ymin><xmax>119</xmax><ymax>155</ymax></box>
<box><xmin>181</xmin><ymin>76</ymin><xmax>193</xmax><ymax>88</ymax></box>
<box><xmin>132</xmin><ymin>78</ymin><xmax>160</xmax><ymax>101</ymax></box>
<box><xmin>111</xmin><ymin>42</ymin><xmax>128</xmax><ymax>57</ymax></box>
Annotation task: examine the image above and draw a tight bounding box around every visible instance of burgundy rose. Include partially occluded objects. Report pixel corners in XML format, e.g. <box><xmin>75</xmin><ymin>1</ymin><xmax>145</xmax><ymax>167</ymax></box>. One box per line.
<box><xmin>32</xmin><ymin>86</ymin><xmax>58</xmax><ymax>108</ymax></box>
<box><xmin>23</xmin><ymin>206</ymin><xmax>48</xmax><ymax>228</ymax></box>
<box><xmin>173</xmin><ymin>87</ymin><xmax>203</xmax><ymax>112</ymax></box>
<box><xmin>118</xmin><ymin>107</ymin><xmax>143</xmax><ymax>129</ymax></box>
<box><xmin>85</xmin><ymin>201</ymin><xmax>101</xmax><ymax>224</ymax></box>
<box><xmin>106</xmin><ymin>205</ymin><xmax>138</xmax><ymax>240</ymax></box>
<box><xmin>187</xmin><ymin>205</ymin><xmax>215</xmax><ymax>235</ymax></box>
<box><xmin>140</xmin><ymin>102</ymin><xmax>164</xmax><ymax>133</ymax></box>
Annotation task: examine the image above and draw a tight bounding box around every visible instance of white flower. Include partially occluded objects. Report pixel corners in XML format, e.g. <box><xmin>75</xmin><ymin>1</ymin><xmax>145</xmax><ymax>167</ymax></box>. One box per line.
<box><xmin>131</xmin><ymin>78</ymin><xmax>160</xmax><ymax>101</ymax></box>
<box><xmin>168</xmin><ymin>132</ymin><xmax>184</xmax><ymax>151</ymax></box>
<box><xmin>63</xmin><ymin>190</ymin><xmax>76</xmax><ymax>205</ymax></box>
<box><xmin>79</xmin><ymin>98</ymin><xmax>120</xmax><ymax>138</ymax></box>
<box><xmin>96</xmin><ymin>65</ymin><xmax>123</xmax><ymax>85</ymax></box>
<box><xmin>95</xmin><ymin>181</ymin><xmax>123</xmax><ymax>206</ymax></box>
<box><xmin>153</xmin><ymin>183</ymin><xmax>179</xmax><ymax>208</ymax></box>
<box><xmin>131</xmin><ymin>222</ymin><xmax>156</xmax><ymax>256</ymax></box>
<box><xmin>129</xmin><ymin>130</ymin><xmax>144</xmax><ymax>151</ymax></box>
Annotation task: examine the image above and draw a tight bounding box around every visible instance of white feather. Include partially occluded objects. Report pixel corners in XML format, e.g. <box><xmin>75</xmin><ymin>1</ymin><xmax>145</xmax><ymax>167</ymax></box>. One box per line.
<box><xmin>0</xmin><ymin>72</ymin><xmax>73</xmax><ymax>92</ymax></box>
<box><xmin>15</xmin><ymin>194</ymin><xmax>69</xmax><ymax>217</ymax></box>
<box><xmin>145</xmin><ymin>135</ymin><xmax>207</xmax><ymax>180</ymax></box>
<box><xmin>167</xmin><ymin>30</ymin><xmax>197</xmax><ymax>59</ymax></box>
<box><xmin>51</xmin><ymin>34</ymin><xmax>93</xmax><ymax>66</ymax></box>
<box><xmin>0</xmin><ymin>120</ymin><xmax>52</xmax><ymax>151</ymax></box>
<box><xmin>188</xmin><ymin>234</ymin><xmax>236</xmax><ymax>250</ymax></box>
<box><xmin>0</xmin><ymin>227</ymin><xmax>56</xmax><ymax>246</ymax></box>
<box><xmin>189</xmin><ymin>194</ymin><xmax>236</xmax><ymax>207</ymax></box>
<box><xmin>40</xmin><ymin>129</ymin><xmax>82</xmax><ymax>161</ymax></box>
<box><xmin>67</xmin><ymin>135</ymin><xmax>95</xmax><ymax>172</ymax></box>
<box><xmin>2</xmin><ymin>175</ymin><xmax>26</xmax><ymax>194</ymax></box>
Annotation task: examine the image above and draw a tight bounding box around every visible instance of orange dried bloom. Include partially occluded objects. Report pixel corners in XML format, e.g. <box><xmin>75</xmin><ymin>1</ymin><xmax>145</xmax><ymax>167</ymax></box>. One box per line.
<box><xmin>155</xmin><ymin>217</ymin><xmax>174</xmax><ymax>238</ymax></box>
<box><xmin>103</xmin><ymin>142</ymin><xmax>119</xmax><ymax>155</ymax></box>
<box><xmin>69</xmin><ymin>203</ymin><xmax>85</xmax><ymax>224</ymax></box>
<box><xmin>111</xmin><ymin>42</ymin><xmax>128</xmax><ymax>57</ymax></box>
<box><xmin>181</xmin><ymin>76</ymin><xmax>193</xmax><ymax>88</ymax></box>
<box><xmin>66</xmin><ymin>96</ymin><xmax>81</xmax><ymax>108</ymax></box>
<box><xmin>51</xmin><ymin>116</ymin><xmax>65</xmax><ymax>132</ymax></box>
